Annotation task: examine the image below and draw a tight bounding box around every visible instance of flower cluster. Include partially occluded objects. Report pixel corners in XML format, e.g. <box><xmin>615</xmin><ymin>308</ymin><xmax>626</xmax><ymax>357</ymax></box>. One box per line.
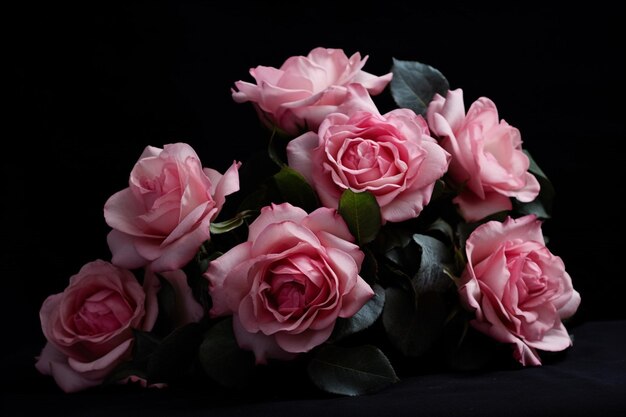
<box><xmin>36</xmin><ymin>47</ymin><xmax>580</xmax><ymax>395</ymax></box>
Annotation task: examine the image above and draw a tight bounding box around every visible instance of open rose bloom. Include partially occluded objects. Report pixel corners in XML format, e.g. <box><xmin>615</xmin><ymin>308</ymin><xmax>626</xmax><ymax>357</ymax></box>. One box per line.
<box><xmin>287</xmin><ymin>90</ymin><xmax>450</xmax><ymax>223</ymax></box>
<box><xmin>427</xmin><ymin>89</ymin><xmax>540</xmax><ymax>221</ymax></box>
<box><xmin>34</xmin><ymin>49</ymin><xmax>583</xmax><ymax>396</ymax></box>
<box><xmin>36</xmin><ymin>261</ymin><xmax>154</xmax><ymax>392</ymax></box>
<box><xmin>104</xmin><ymin>143</ymin><xmax>240</xmax><ymax>272</ymax></box>
<box><xmin>232</xmin><ymin>47</ymin><xmax>392</xmax><ymax>135</ymax></box>
<box><xmin>205</xmin><ymin>203</ymin><xmax>374</xmax><ymax>363</ymax></box>
<box><xmin>458</xmin><ymin>215</ymin><xmax>581</xmax><ymax>365</ymax></box>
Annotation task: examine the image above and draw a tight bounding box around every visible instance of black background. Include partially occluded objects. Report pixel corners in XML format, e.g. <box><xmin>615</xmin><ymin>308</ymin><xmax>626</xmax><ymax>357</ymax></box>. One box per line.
<box><xmin>5</xmin><ymin>0</ymin><xmax>626</xmax><ymax>407</ymax></box>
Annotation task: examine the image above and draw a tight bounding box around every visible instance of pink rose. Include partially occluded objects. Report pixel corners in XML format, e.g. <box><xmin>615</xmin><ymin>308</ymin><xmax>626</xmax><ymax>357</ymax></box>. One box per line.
<box><xmin>287</xmin><ymin>96</ymin><xmax>450</xmax><ymax>223</ymax></box>
<box><xmin>427</xmin><ymin>89</ymin><xmax>540</xmax><ymax>222</ymax></box>
<box><xmin>104</xmin><ymin>143</ymin><xmax>240</xmax><ymax>272</ymax></box>
<box><xmin>205</xmin><ymin>203</ymin><xmax>374</xmax><ymax>363</ymax></box>
<box><xmin>458</xmin><ymin>215</ymin><xmax>581</xmax><ymax>366</ymax></box>
<box><xmin>36</xmin><ymin>260</ymin><xmax>154</xmax><ymax>392</ymax></box>
<box><xmin>232</xmin><ymin>47</ymin><xmax>392</xmax><ymax>135</ymax></box>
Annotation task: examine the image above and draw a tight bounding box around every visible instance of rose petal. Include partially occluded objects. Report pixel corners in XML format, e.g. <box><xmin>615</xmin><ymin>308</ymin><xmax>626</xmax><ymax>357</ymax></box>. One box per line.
<box><xmin>232</xmin><ymin>316</ymin><xmax>297</xmax><ymax>364</ymax></box>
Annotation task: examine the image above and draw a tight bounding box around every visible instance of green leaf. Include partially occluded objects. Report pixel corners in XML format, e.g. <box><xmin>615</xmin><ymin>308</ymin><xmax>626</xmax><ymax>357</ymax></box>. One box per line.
<box><xmin>359</xmin><ymin>248</ymin><xmax>379</xmax><ymax>285</ymax></box>
<box><xmin>237</xmin><ymin>182</ymin><xmax>279</xmax><ymax>213</ymax></box>
<box><xmin>307</xmin><ymin>345</ymin><xmax>398</xmax><ymax>396</ymax></box>
<box><xmin>273</xmin><ymin>166</ymin><xmax>319</xmax><ymax>213</ymax></box>
<box><xmin>131</xmin><ymin>329</ymin><xmax>161</xmax><ymax>361</ymax></box>
<box><xmin>382</xmin><ymin>284</ymin><xmax>447</xmax><ymax>357</ymax></box>
<box><xmin>411</xmin><ymin>234</ymin><xmax>454</xmax><ymax>294</ymax></box>
<box><xmin>513</xmin><ymin>150</ymin><xmax>555</xmax><ymax>219</ymax></box>
<box><xmin>268</xmin><ymin>127</ymin><xmax>292</xmax><ymax>167</ymax></box>
<box><xmin>373</xmin><ymin>224</ymin><xmax>414</xmax><ymax>254</ymax></box>
<box><xmin>338</xmin><ymin>189</ymin><xmax>382</xmax><ymax>245</ymax></box>
<box><xmin>390</xmin><ymin>58</ymin><xmax>449</xmax><ymax>116</ymax></box>
<box><xmin>426</xmin><ymin>218</ymin><xmax>455</xmax><ymax>246</ymax></box>
<box><xmin>330</xmin><ymin>284</ymin><xmax>385</xmax><ymax>342</ymax></box>
<box><xmin>210</xmin><ymin>210</ymin><xmax>257</xmax><ymax>235</ymax></box>
<box><xmin>146</xmin><ymin>323</ymin><xmax>203</xmax><ymax>382</ymax></box>
<box><xmin>198</xmin><ymin>318</ymin><xmax>256</xmax><ymax>389</ymax></box>
<box><xmin>184</xmin><ymin>246</ymin><xmax>215</xmax><ymax>314</ymax></box>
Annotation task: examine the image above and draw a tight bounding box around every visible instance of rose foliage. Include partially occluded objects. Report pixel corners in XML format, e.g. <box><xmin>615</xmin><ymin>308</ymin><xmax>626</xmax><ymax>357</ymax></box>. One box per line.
<box><xmin>36</xmin><ymin>48</ymin><xmax>580</xmax><ymax>396</ymax></box>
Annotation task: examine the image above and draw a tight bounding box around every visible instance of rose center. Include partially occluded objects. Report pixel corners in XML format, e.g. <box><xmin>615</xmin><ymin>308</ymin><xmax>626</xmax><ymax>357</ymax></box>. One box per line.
<box><xmin>73</xmin><ymin>290</ymin><xmax>133</xmax><ymax>335</ymax></box>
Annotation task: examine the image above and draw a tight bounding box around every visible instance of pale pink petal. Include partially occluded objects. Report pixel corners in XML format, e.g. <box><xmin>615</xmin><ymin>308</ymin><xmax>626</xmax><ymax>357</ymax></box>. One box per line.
<box><xmin>287</xmin><ymin>132</ymin><xmax>319</xmax><ymax>184</ymax></box>
<box><xmin>145</xmin><ymin>215</ymin><xmax>213</xmax><ymax>272</ymax></box>
<box><xmin>336</xmin><ymin>84</ymin><xmax>380</xmax><ymax>115</ymax></box>
<box><xmin>232</xmin><ymin>316</ymin><xmax>297</xmax><ymax>364</ymax></box>
<box><xmin>525</xmin><ymin>321</ymin><xmax>572</xmax><ymax>352</ymax></box>
<box><xmin>205</xmin><ymin>242</ymin><xmax>253</xmax><ymax>317</ymax></box>
<box><xmin>250</xmin><ymin>221</ymin><xmax>321</xmax><ymax>258</ymax></box>
<box><xmin>275</xmin><ymin>325</ymin><xmax>335</xmax><ymax>353</ymax></box>
<box><xmin>232</xmin><ymin>80</ymin><xmax>262</xmax><ymax>103</ymax></box>
<box><xmin>472</xmin><ymin>247</ymin><xmax>509</xmax><ymax>300</ymax></box>
<box><xmin>138</xmin><ymin>145</ymin><xmax>162</xmax><ymax>160</ymax></box>
<box><xmin>208</xmin><ymin>161</ymin><xmax>241</xmax><ymax>209</ymax></box>
<box><xmin>465</xmin><ymin>215</ymin><xmax>541</xmax><ymax>266</ymax></box>
<box><xmin>352</xmin><ymin>70</ymin><xmax>393</xmax><ymax>95</ymax></box>
<box><xmin>453</xmin><ymin>190</ymin><xmax>513</xmax><ymax>222</ymax></box>
<box><xmin>35</xmin><ymin>343</ymin><xmax>102</xmax><ymax>393</ymax></box>
<box><xmin>247</xmin><ymin>203</ymin><xmax>309</xmax><ymax>242</ymax></box>
<box><xmin>556</xmin><ymin>280</ymin><xmax>581</xmax><ymax>319</ymax></box>
<box><xmin>67</xmin><ymin>338</ymin><xmax>132</xmax><ymax>374</ymax></box>
<box><xmin>427</xmin><ymin>89</ymin><xmax>466</xmax><ymax>134</ymax></box>
<box><xmin>512</xmin><ymin>339</ymin><xmax>542</xmax><ymax>366</ymax></box>
<box><xmin>104</xmin><ymin>188</ymin><xmax>146</xmax><ymax>236</ymax></box>
<box><xmin>303</xmin><ymin>207</ymin><xmax>354</xmax><ymax>243</ymax></box>
<box><xmin>107</xmin><ymin>230</ymin><xmax>147</xmax><ymax>269</ymax></box>
<box><xmin>338</xmin><ymin>276</ymin><xmax>374</xmax><ymax>318</ymax></box>
<box><xmin>513</xmin><ymin>172</ymin><xmax>541</xmax><ymax>202</ymax></box>
<box><xmin>161</xmin><ymin>202</ymin><xmax>210</xmax><ymax>246</ymax></box>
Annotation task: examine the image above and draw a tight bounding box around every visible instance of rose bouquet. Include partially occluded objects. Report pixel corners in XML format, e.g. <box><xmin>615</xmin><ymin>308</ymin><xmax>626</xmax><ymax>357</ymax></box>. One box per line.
<box><xmin>35</xmin><ymin>47</ymin><xmax>580</xmax><ymax>396</ymax></box>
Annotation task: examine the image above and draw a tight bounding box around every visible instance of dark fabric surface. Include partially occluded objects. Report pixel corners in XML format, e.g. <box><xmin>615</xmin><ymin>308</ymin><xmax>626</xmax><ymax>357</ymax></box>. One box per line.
<box><xmin>2</xmin><ymin>320</ymin><xmax>624</xmax><ymax>416</ymax></box>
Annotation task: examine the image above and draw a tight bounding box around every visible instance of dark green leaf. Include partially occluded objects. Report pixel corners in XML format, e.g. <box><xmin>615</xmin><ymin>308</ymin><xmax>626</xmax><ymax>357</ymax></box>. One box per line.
<box><xmin>268</xmin><ymin>127</ymin><xmax>292</xmax><ymax>167</ymax></box>
<box><xmin>514</xmin><ymin>197</ymin><xmax>550</xmax><ymax>219</ymax></box>
<box><xmin>382</xmin><ymin>284</ymin><xmax>447</xmax><ymax>357</ymax></box>
<box><xmin>131</xmin><ymin>329</ymin><xmax>160</xmax><ymax>361</ymax></box>
<box><xmin>411</xmin><ymin>234</ymin><xmax>453</xmax><ymax>294</ymax></box>
<box><xmin>525</xmin><ymin>149</ymin><xmax>549</xmax><ymax>178</ymax></box>
<box><xmin>426</xmin><ymin>218</ymin><xmax>455</xmax><ymax>245</ymax></box>
<box><xmin>330</xmin><ymin>284</ymin><xmax>385</xmax><ymax>342</ymax></box>
<box><xmin>151</xmin><ymin>274</ymin><xmax>177</xmax><ymax>336</ymax></box>
<box><xmin>185</xmin><ymin>249</ymin><xmax>214</xmax><ymax>314</ymax></box>
<box><xmin>237</xmin><ymin>182</ymin><xmax>279</xmax><ymax>213</ymax></box>
<box><xmin>338</xmin><ymin>189</ymin><xmax>382</xmax><ymax>245</ymax></box>
<box><xmin>198</xmin><ymin>318</ymin><xmax>256</xmax><ymax>389</ymax></box>
<box><xmin>210</xmin><ymin>210</ymin><xmax>256</xmax><ymax>235</ymax></box>
<box><xmin>390</xmin><ymin>58</ymin><xmax>449</xmax><ymax>116</ymax></box>
<box><xmin>373</xmin><ymin>224</ymin><xmax>414</xmax><ymax>254</ymax></box>
<box><xmin>147</xmin><ymin>323</ymin><xmax>203</xmax><ymax>382</ymax></box>
<box><xmin>359</xmin><ymin>248</ymin><xmax>379</xmax><ymax>285</ymax></box>
<box><xmin>273</xmin><ymin>166</ymin><xmax>319</xmax><ymax>213</ymax></box>
<box><xmin>307</xmin><ymin>344</ymin><xmax>398</xmax><ymax>396</ymax></box>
